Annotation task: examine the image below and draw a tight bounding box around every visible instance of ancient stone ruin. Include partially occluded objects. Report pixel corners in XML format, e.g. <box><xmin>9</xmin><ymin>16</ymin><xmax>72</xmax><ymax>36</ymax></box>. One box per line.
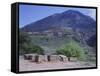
<box><xmin>23</xmin><ymin>54</ymin><xmax>68</xmax><ymax>63</ymax></box>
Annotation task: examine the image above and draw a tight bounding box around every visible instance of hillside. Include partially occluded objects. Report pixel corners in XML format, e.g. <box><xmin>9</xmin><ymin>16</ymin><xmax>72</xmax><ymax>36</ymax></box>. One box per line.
<box><xmin>21</xmin><ymin>10</ymin><xmax>96</xmax><ymax>32</ymax></box>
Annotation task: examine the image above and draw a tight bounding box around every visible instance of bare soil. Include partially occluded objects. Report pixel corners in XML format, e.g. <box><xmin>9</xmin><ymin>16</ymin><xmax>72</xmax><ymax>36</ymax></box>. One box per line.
<box><xmin>19</xmin><ymin>56</ymin><xmax>96</xmax><ymax>71</ymax></box>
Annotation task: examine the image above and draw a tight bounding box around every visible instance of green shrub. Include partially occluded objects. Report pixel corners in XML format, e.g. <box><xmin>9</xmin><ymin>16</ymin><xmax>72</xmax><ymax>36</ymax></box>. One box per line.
<box><xmin>19</xmin><ymin>32</ymin><xmax>44</xmax><ymax>54</ymax></box>
<box><xmin>29</xmin><ymin>45</ymin><xmax>44</xmax><ymax>54</ymax></box>
<box><xmin>56</xmin><ymin>40</ymin><xmax>86</xmax><ymax>61</ymax></box>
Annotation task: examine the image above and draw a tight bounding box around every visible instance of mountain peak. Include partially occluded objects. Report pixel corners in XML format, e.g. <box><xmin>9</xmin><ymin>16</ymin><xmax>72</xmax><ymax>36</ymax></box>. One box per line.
<box><xmin>62</xmin><ymin>10</ymin><xmax>84</xmax><ymax>16</ymax></box>
<box><xmin>21</xmin><ymin>10</ymin><xmax>95</xmax><ymax>32</ymax></box>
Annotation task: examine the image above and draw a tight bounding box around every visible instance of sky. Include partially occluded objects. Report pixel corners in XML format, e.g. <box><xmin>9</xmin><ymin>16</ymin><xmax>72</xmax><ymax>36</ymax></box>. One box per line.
<box><xmin>19</xmin><ymin>4</ymin><xmax>96</xmax><ymax>28</ymax></box>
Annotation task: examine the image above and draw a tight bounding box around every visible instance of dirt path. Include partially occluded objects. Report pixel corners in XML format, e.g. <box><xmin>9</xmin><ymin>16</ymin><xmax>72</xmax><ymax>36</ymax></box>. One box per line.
<box><xmin>19</xmin><ymin>56</ymin><xmax>96</xmax><ymax>71</ymax></box>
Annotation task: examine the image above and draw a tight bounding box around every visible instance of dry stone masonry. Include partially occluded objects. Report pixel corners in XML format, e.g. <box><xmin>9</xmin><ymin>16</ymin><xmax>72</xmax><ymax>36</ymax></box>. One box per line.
<box><xmin>23</xmin><ymin>54</ymin><xmax>69</xmax><ymax>63</ymax></box>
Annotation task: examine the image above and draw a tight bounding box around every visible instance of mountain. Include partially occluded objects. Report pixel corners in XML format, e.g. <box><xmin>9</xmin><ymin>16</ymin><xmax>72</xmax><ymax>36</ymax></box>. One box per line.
<box><xmin>21</xmin><ymin>10</ymin><xmax>96</xmax><ymax>32</ymax></box>
<box><xmin>87</xmin><ymin>34</ymin><xmax>96</xmax><ymax>47</ymax></box>
<box><xmin>20</xmin><ymin>10</ymin><xmax>96</xmax><ymax>47</ymax></box>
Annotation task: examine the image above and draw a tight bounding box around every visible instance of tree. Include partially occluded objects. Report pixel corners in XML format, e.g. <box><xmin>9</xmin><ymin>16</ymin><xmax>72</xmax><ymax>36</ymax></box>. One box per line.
<box><xmin>19</xmin><ymin>32</ymin><xmax>31</xmax><ymax>45</ymax></box>
<box><xmin>56</xmin><ymin>40</ymin><xmax>85</xmax><ymax>61</ymax></box>
<box><xmin>19</xmin><ymin>32</ymin><xmax>31</xmax><ymax>54</ymax></box>
<box><xmin>29</xmin><ymin>45</ymin><xmax>44</xmax><ymax>54</ymax></box>
<box><xmin>19</xmin><ymin>31</ymin><xmax>44</xmax><ymax>55</ymax></box>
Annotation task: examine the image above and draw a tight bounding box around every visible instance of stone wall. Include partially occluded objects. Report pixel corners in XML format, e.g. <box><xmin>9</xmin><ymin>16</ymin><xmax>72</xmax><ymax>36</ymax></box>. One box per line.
<box><xmin>23</xmin><ymin>54</ymin><xmax>68</xmax><ymax>63</ymax></box>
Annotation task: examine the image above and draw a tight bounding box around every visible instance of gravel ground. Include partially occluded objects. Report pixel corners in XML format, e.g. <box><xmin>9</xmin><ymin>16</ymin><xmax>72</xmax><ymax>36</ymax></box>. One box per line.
<box><xmin>19</xmin><ymin>56</ymin><xmax>96</xmax><ymax>72</ymax></box>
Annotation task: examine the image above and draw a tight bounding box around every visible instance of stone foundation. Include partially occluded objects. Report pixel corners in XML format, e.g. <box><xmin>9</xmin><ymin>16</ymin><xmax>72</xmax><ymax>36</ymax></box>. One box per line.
<box><xmin>23</xmin><ymin>54</ymin><xmax>68</xmax><ymax>63</ymax></box>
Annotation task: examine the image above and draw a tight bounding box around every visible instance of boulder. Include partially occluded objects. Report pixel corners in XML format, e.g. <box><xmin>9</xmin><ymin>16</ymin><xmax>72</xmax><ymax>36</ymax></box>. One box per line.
<box><xmin>69</xmin><ymin>57</ymin><xmax>77</xmax><ymax>62</ymax></box>
<box><xmin>30</xmin><ymin>55</ymin><xmax>48</xmax><ymax>63</ymax></box>
<box><xmin>23</xmin><ymin>54</ymin><xmax>37</xmax><ymax>60</ymax></box>
<box><xmin>58</xmin><ymin>55</ymin><xmax>68</xmax><ymax>62</ymax></box>
<box><xmin>48</xmin><ymin>55</ymin><xmax>60</xmax><ymax>62</ymax></box>
<box><xmin>38</xmin><ymin>55</ymin><xmax>48</xmax><ymax>62</ymax></box>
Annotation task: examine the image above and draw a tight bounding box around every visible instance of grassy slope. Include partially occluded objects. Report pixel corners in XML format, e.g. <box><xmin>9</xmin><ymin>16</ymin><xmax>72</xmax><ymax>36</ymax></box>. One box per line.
<box><xmin>30</xmin><ymin>35</ymin><xmax>96</xmax><ymax>63</ymax></box>
<box><xmin>30</xmin><ymin>35</ymin><xmax>70</xmax><ymax>54</ymax></box>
